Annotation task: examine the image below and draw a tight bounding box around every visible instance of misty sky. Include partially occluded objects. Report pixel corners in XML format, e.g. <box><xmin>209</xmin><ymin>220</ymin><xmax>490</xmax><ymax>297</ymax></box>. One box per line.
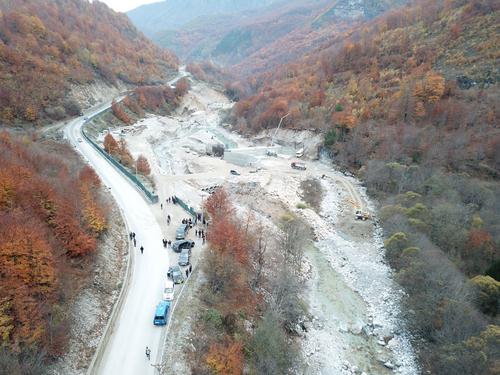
<box><xmin>98</xmin><ymin>0</ymin><xmax>161</xmax><ymax>12</ymax></box>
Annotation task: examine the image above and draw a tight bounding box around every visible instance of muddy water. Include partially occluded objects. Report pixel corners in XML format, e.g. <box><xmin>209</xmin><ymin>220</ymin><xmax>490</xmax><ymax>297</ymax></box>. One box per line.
<box><xmin>305</xmin><ymin>243</ymin><xmax>393</xmax><ymax>374</ymax></box>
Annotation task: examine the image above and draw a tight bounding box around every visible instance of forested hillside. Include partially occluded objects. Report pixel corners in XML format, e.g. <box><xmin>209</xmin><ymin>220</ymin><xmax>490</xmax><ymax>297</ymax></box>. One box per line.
<box><xmin>0</xmin><ymin>0</ymin><xmax>178</xmax><ymax>125</ymax></box>
<box><xmin>226</xmin><ymin>0</ymin><xmax>499</xmax><ymax>372</ymax></box>
<box><xmin>0</xmin><ymin>131</ymin><xmax>108</xmax><ymax>371</ymax></box>
<box><xmin>131</xmin><ymin>0</ymin><xmax>407</xmax><ymax>67</ymax></box>
<box><xmin>128</xmin><ymin>0</ymin><xmax>280</xmax><ymax>37</ymax></box>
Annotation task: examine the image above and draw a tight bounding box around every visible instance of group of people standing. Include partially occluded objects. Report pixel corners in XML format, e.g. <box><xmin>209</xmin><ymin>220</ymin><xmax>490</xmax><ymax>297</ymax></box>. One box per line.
<box><xmin>195</xmin><ymin>228</ymin><xmax>206</xmax><ymax>244</ymax></box>
<box><xmin>129</xmin><ymin>231</ymin><xmax>137</xmax><ymax>247</ymax></box>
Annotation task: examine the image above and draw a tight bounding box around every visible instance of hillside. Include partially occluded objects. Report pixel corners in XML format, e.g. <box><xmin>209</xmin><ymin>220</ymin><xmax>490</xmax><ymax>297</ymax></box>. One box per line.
<box><xmin>127</xmin><ymin>0</ymin><xmax>280</xmax><ymax>37</ymax></box>
<box><xmin>0</xmin><ymin>131</ymin><xmax>109</xmax><ymax>370</ymax></box>
<box><xmin>0</xmin><ymin>0</ymin><xmax>178</xmax><ymax>125</ymax></box>
<box><xmin>130</xmin><ymin>0</ymin><xmax>407</xmax><ymax>67</ymax></box>
<box><xmin>227</xmin><ymin>0</ymin><xmax>499</xmax><ymax>373</ymax></box>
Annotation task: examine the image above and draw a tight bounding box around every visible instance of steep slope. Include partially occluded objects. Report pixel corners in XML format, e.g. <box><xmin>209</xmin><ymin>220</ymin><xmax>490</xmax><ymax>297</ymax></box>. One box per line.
<box><xmin>0</xmin><ymin>131</ymin><xmax>109</xmax><ymax>371</ymax></box>
<box><xmin>127</xmin><ymin>0</ymin><xmax>280</xmax><ymax>36</ymax></box>
<box><xmin>0</xmin><ymin>0</ymin><xmax>178</xmax><ymax>125</ymax></box>
<box><xmin>228</xmin><ymin>0</ymin><xmax>499</xmax><ymax>373</ymax></box>
<box><xmin>130</xmin><ymin>0</ymin><xmax>408</xmax><ymax>68</ymax></box>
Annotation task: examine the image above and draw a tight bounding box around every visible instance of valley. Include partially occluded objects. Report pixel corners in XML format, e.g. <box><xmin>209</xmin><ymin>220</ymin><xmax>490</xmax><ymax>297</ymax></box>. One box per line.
<box><xmin>0</xmin><ymin>1</ymin><xmax>497</xmax><ymax>374</ymax></box>
<box><xmin>93</xmin><ymin>70</ymin><xmax>419</xmax><ymax>374</ymax></box>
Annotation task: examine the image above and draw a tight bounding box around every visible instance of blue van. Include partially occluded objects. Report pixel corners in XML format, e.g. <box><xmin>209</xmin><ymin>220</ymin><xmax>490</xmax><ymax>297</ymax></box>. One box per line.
<box><xmin>153</xmin><ymin>300</ymin><xmax>171</xmax><ymax>326</ymax></box>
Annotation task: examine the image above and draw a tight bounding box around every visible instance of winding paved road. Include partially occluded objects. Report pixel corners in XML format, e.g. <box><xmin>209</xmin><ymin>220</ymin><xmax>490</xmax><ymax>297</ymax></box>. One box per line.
<box><xmin>65</xmin><ymin>103</ymin><xmax>169</xmax><ymax>375</ymax></box>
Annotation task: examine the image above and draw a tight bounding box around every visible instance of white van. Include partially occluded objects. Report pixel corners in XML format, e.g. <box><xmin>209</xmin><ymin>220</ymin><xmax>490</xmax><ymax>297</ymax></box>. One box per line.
<box><xmin>162</xmin><ymin>280</ymin><xmax>175</xmax><ymax>301</ymax></box>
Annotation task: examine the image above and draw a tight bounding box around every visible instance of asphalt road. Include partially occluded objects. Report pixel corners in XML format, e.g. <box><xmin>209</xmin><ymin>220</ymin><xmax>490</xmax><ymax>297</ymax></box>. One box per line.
<box><xmin>65</xmin><ymin>103</ymin><xmax>169</xmax><ymax>375</ymax></box>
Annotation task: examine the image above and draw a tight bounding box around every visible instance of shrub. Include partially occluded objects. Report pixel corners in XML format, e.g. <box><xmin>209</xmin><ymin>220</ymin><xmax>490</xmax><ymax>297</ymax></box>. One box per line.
<box><xmin>203</xmin><ymin>308</ymin><xmax>223</xmax><ymax>330</ymax></box>
<box><xmin>324</xmin><ymin>128</ymin><xmax>337</xmax><ymax>146</ymax></box>
<box><xmin>384</xmin><ymin>232</ymin><xmax>409</xmax><ymax>261</ymax></box>
<box><xmin>296</xmin><ymin>202</ymin><xmax>307</xmax><ymax>209</ymax></box>
<box><xmin>250</xmin><ymin>311</ymin><xmax>298</xmax><ymax>374</ymax></box>
<box><xmin>470</xmin><ymin>276</ymin><xmax>500</xmax><ymax>316</ymax></box>
<box><xmin>63</xmin><ymin>99</ymin><xmax>82</xmax><ymax>116</ymax></box>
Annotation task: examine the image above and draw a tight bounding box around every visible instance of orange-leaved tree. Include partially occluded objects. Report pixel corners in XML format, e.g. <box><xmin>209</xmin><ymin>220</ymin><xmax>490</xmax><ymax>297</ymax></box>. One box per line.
<box><xmin>205</xmin><ymin>339</ymin><xmax>244</xmax><ymax>375</ymax></box>
<box><xmin>136</xmin><ymin>155</ymin><xmax>151</xmax><ymax>175</ymax></box>
<box><xmin>103</xmin><ymin>133</ymin><xmax>118</xmax><ymax>155</ymax></box>
<box><xmin>111</xmin><ymin>100</ymin><xmax>131</xmax><ymax>124</ymax></box>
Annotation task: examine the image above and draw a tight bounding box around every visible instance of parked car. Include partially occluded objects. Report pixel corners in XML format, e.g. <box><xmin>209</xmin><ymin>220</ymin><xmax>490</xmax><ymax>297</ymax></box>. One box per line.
<box><xmin>178</xmin><ymin>248</ymin><xmax>191</xmax><ymax>266</ymax></box>
<box><xmin>291</xmin><ymin>161</ymin><xmax>307</xmax><ymax>170</ymax></box>
<box><xmin>230</xmin><ymin>169</ymin><xmax>240</xmax><ymax>175</ymax></box>
<box><xmin>167</xmin><ymin>265</ymin><xmax>185</xmax><ymax>284</ymax></box>
<box><xmin>172</xmin><ymin>239</ymin><xmax>195</xmax><ymax>253</ymax></box>
<box><xmin>162</xmin><ymin>279</ymin><xmax>175</xmax><ymax>301</ymax></box>
<box><xmin>175</xmin><ymin>224</ymin><xmax>189</xmax><ymax>240</ymax></box>
<box><xmin>153</xmin><ymin>300</ymin><xmax>171</xmax><ymax>326</ymax></box>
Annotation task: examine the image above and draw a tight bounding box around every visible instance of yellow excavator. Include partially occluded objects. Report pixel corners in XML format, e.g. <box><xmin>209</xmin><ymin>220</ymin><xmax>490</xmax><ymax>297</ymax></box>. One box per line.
<box><xmin>355</xmin><ymin>209</ymin><xmax>370</xmax><ymax>221</ymax></box>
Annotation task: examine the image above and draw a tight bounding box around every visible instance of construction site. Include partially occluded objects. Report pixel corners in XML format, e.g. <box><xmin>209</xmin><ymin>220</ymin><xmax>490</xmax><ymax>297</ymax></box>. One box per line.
<box><xmin>107</xmin><ymin>75</ymin><xmax>418</xmax><ymax>374</ymax></box>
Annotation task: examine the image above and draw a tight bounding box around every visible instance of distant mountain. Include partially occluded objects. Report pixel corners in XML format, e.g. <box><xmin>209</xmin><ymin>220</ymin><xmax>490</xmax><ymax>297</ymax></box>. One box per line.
<box><xmin>312</xmin><ymin>0</ymin><xmax>408</xmax><ymax>27</ymax></box>
<box><xmin>128</xmin><ymin>0</ymin><xmax>408</xmax><ymax>68</ymax></box>
<box><xmin>127</xmin><ymin>0</ymin><xmax>280</xmax><ymax>36</ymax></box>
<box><xmin>0</xmin><ymin>0</ymin><xmax>178</xmax><ymax>125</ymax></box>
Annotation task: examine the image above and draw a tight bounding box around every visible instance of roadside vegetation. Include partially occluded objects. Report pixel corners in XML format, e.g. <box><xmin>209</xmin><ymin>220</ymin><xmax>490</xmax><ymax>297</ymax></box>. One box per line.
<box><xmin>0</xmin><ymin>132</ymin><xmax>109</xmax><ymax>372</ymax></box>
<box><xmin>188</xmin><ymin>188</ymin><xmax>306</xmax><ymax>374</ymax></box>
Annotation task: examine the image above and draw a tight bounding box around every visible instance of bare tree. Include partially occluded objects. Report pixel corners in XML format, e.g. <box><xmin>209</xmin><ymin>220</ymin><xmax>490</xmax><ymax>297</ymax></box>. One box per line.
<box><xmin>250</xmin><ymin>223</ymin><xmax>267</xmax><ymax>291</ymax></box>
<box><xmin>279</xmin><ymin>216</ymin><xmax>307</xmax><ymax>275</ymax></box>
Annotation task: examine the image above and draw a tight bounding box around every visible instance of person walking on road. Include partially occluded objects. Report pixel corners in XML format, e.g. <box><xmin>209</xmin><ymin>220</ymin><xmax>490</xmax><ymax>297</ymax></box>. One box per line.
<box><xmin>140</xmin><ymin>246</ymin><xmax>144</xmax><ymax>254</ymax></box>
<box><xmin>133</xmin><ymin>238</ymin><xmax>136</xmax><ymax>247</ymax></box>
<box><xmin>185</xmin><ymin>269</ymin><xmax>189</xmax><ymax>278</ymax></box>
<box><xmin>145</xmin><ymin>346</ymin><xmax>151</xmax><ymax>360</ymax></box>
<box><xmin>189</xmin><ymin>264</ymin><xmax>192</xmax><ymax>273</ymax></box>
<box><xmin>161</xmin><ymin>203</ymin><xmax>163</xmax><ymax>210</ymax></box>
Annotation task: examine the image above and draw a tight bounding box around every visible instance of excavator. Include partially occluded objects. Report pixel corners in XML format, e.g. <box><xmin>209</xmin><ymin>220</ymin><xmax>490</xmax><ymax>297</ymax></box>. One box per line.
<box><xmin>355</xmin><ymin>209</ymin><xmax>370</xmax><ymax>221</ymax></box>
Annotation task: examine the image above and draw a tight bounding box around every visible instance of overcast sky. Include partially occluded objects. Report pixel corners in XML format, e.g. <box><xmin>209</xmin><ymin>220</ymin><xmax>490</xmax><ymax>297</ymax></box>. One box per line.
<box><xmin>98</xmin><ymin>0</ymin><xmax>161</xmax><ymax>13</ymax></box>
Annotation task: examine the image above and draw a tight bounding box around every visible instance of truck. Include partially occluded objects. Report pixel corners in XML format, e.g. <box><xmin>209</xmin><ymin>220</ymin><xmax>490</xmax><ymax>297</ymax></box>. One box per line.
<box><xmin>206</xmin><ymin>143</ymin><xmax>225</xmax><ymax>157</ymax></box>
<box><xmin>153</xmin><ymin>300</ymin><xmax>171</xmax><ymax>326</ymax></box>
<box><xmin>291</xmin><ymin>162</ymin><xmax>307</xmax><ymax>170</ymax></box>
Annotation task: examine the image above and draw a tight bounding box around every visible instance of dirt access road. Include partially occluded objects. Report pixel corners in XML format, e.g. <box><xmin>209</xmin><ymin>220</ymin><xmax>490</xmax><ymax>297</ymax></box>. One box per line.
<box><xmin>114</xmin><ymin>72</ymin><xmax>419</xmax><ymax>374</ymax></box>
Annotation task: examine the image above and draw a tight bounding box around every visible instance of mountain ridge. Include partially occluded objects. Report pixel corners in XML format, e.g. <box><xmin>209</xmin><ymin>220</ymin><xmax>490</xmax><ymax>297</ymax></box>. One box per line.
<box><xmin>0</xmin><ymin>0</ymin><xmax>178</xmax><ymax>125</ymax></box>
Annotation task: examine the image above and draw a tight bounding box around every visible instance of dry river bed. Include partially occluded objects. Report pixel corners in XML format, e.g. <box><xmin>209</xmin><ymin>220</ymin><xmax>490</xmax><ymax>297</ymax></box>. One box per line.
<box><xmin>109</xmin><ymin>77</ymin><xmax>419</xmax><ymax>374</ymax></box>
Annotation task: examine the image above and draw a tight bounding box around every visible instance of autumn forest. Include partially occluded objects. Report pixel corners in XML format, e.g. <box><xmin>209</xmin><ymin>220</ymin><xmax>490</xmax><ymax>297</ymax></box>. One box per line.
<box><xmin>0</xmin><ymin>0</ymin><xmax>498</xmax><ymax>374</ymax></box>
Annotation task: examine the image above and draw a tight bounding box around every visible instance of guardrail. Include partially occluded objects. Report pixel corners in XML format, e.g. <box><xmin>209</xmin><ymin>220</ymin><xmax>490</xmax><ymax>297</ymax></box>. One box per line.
<box><xmin>173</xmin><ymin>195</ymin><xmax>198</xmax><ymax>217</ymax></box>
<box><xmin>81</xmin><ymin>121</ymin><xmax>159</xmax><ymax>204</ymax></box>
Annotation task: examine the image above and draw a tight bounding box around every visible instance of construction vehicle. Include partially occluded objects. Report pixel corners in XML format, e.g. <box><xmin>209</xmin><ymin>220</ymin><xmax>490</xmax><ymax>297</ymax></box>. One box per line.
<box><xmin>355</xmin><ymin>210</ymin><xmax>370</xmax><ymax>221</ymax></box>
<box><xmin>291</xmin><ymin>162</ymin><xmax>306</xmax><ymax>170</ymax></box>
